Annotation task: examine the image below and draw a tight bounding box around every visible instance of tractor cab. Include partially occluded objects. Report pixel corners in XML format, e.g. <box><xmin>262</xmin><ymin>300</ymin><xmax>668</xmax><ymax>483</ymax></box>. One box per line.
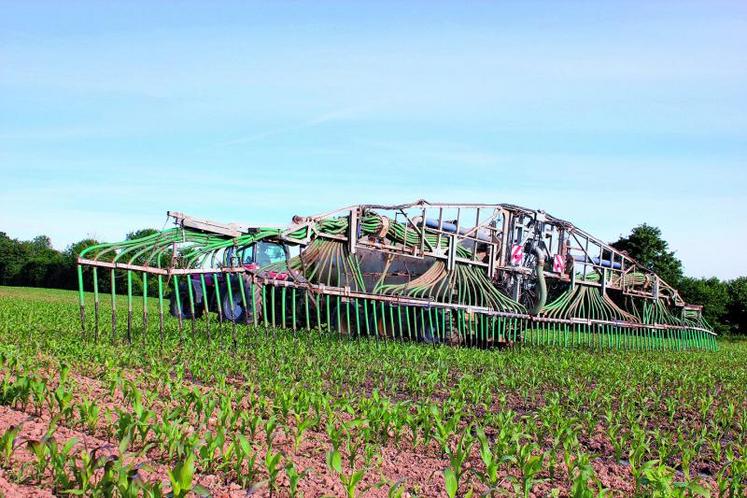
<box><xmin>252</xmin><ymin>241</ymin><xmax>287</xmax><ymax>267</ymax></box>
<box><xmin>233</xmin><ymin>241</ymin><xmax>287</xmax><ymax>268</ymax></box>
<box><xmin>171</xmin><ymin>241</ymin><xmax>290</xmax><ymax>323</ymax></box>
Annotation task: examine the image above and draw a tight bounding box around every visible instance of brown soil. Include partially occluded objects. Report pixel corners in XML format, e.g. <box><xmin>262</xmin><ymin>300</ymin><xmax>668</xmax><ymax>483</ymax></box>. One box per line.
<box><xmin>0</xmin><ymin>362</ymin><xmax>725</xmax><ymax>497</ymax></box>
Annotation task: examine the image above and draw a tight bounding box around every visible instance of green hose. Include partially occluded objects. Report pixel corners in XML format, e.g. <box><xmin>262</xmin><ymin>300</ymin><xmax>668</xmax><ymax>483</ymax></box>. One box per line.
<box><xmin>530</xmin><ymin>250</ymin><xmax>547</xmax><ymax>315</ymax></box>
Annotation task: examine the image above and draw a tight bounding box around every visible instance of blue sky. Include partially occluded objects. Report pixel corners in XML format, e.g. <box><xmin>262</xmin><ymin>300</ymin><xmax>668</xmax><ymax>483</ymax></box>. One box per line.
<box><xmin>1</xmin><ymin>1</ymin><xmax>745</xmax><ymax>279</ymax></box>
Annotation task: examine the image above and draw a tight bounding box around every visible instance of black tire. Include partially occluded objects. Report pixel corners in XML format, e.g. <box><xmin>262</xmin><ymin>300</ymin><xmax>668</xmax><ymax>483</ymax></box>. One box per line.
<box><xmin>168</xmin><ymin>286</ymin><xmax>204</xmax><ymax>319</ymax></box>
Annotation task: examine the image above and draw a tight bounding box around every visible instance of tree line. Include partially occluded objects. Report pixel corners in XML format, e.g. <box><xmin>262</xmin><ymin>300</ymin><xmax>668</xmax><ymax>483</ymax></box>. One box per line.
<box><xmin>0</xmin><ymin>229</ymin><xmax>157</xmax><ymax>296</ymax></box>
<box><xmin>611</xmin><ymin>224</ymin><xmax>745</xmax><ymax>336</ymax></box>
<box><xmin>0</xmin><ymin>225</ymin><xmax>744</xmax><ymax>336</ymax></box>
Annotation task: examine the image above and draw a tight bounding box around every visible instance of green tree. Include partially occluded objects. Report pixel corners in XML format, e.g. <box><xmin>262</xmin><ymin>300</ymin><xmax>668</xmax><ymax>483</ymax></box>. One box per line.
<box><xmin>726</xmin><ymin>277</ymin><xmax>747</xmax><ymax>336</ymax></box>
<box><xmin>20</xmin><ymin>235</ymin><xmax>68</xmax><ymax>288</ymax></box>
<box><xmin>65</xmin><ymin>238</ymin><xmax>102</xmax><ymax>291</ymax></box>
<box><xmin>678</xmin><ymin>277</ymin><xmax>730</xmax><ymax>335</ymax></box>
<box><xmin>125</xmin><ymin>228</ymin><xmax>159</xmax><ymax>297</ymax></box>
<box><xmin>65</xmin><ymin>238</ymin><xmax>100</xmax><ymax>259</ymax></box>
<box><xmin>0</xmin><ymin>232</ymin><xmax>28</xmax><ymax>285</ymax></box>
<box><xmin>126</xmin><ymin>228</ymin><xmax>158</xmax><ymax>242</ymax></box>
<box><xmin>612</xmin><ymin>224</ymin><xmax>683</xmax><ymax>285</ymax></box>
<box><xmin>0</xmin><ymin>229</ymin><xmax>162</xmax><ymax>293</ymax></box>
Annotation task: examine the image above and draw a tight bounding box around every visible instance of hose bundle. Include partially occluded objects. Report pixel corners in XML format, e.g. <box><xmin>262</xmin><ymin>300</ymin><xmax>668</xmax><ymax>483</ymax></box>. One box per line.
<box><xmin>541</xmin><ymin>285</ymin><xmax>637</xmax><ymax>322</ymax></box>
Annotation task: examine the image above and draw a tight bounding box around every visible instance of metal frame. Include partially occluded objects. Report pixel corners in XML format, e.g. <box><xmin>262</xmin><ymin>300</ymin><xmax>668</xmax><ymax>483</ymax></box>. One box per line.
<box><xmin>74</xmin><ymin>200</ymin><xmax>716</xmax><ymax>350</ymax></box>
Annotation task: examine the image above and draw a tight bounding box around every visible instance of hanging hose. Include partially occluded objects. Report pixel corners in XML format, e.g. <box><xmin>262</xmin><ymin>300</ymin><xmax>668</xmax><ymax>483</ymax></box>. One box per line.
<box><xmin>530</xmin><ymin>246</ymin><xmax>547</xmax><ymax>315</ymax></box>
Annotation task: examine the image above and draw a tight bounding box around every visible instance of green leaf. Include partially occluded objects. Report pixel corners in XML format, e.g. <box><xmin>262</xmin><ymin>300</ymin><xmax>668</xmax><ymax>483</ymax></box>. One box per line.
<box><xmin>350</xmin><ymin>469</ymin><xmax>365</xmax><ymax>489</ymax></box>
<box><xmin>687</xmin><ymin>482</ymin><xmax>711</xmax><ymax>498</ymax></box>
<box><xmin>118</xmin><ymin>434</ymin><xmax>131</xmax><ymax>455</ymax></box>
<box><xmin>443</xmin><ymin>468</ymin><xmax>458</xmax><ymax>498</ymax></box>
<box><xmin>238</xmin><ymin>434</ymin><xmax>252</xmax><ymax>456</ymax></box>
<box><xmin>168</xmin><ymin>455</ymin><xmax>195</xmax><ymax>497</ymax></box>
<box><xmin>192</xmin><ymin>484</ymin><xmax>211</xmax><ymax>497</ymax></box>
<box><xmin>63</xmin><ymin>437</ymin><xmax>78</xmax><ymax>454</ymax></box>
<box><xmin>265</xmin><ymin>451</ymin><xmax>281</xmax><ymax>471</ymax></box>
<box><xmin>327</xmin><ymin>449</ymin><xmax>342</xmax><ymax>474</ymax></box>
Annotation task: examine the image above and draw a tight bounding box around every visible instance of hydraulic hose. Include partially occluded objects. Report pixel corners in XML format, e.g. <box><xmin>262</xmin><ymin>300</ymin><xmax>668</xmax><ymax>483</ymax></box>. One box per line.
<box><xmin>531</xmin><ymin>247</ymin><xmax>547</xmax><ymax>315</ymax></box>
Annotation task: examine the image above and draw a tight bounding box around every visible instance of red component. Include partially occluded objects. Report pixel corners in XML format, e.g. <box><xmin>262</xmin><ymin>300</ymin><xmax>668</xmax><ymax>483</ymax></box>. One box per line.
<box><xmin>244</xmin><ymin>262</ymin><xmax>260</xmax><ymax>271</ymax></box>
<box><xmin>510</xmin><ymin>244</ymin><xmax>524</xmax><ymax>265</ymax></box>
<box><xmin>553</xmin><ymin>254</ymin><xmax>566</xmax><ymax>273</ymax></box>
<box><xmin>267</xmin><ymin>271</ymin><xmax>289</xmax><ymax>281</ymax></box>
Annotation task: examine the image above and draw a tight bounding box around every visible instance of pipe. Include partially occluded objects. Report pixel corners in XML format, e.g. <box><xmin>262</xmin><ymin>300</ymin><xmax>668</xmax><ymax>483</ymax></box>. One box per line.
<box><xmin>572</xmin><ymin>255</ymin><xmax>622</xmax><ymax>270</ymax></box>
<box><xmin>77</xmin><ymin>265</ymin><xmax>86</xmax><ymax>336</ymax></box>
<box><xmin>531</xmin><ymin>246</ymin><xmax>547</xmax><ymax>315</ymax></box>
<box><xmin>416</xmin><ymin>217</ymin><xmax>492</xmax><ymax>242</ymax></box>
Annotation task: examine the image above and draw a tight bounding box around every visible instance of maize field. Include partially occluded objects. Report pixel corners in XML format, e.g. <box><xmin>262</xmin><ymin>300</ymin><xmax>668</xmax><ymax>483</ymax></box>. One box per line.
<box><xmin>0</xmin><ymin>286</ymin><xmax>745</xmax><ymax>497</ymax></box>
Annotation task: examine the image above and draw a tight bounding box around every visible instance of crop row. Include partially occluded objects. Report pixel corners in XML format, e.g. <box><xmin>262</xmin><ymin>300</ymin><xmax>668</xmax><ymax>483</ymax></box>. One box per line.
<box><xmin>0</xmin><ymin>287</ymin><xmax>745</xmax><ymax>496</ymax></box>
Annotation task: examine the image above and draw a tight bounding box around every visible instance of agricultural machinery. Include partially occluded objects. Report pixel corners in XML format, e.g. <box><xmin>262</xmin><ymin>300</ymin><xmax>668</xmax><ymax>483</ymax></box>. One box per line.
<box><xmin>76</xmin><ymin>200</ymin><xmax>717</xmax><ymax>351</ymax></box>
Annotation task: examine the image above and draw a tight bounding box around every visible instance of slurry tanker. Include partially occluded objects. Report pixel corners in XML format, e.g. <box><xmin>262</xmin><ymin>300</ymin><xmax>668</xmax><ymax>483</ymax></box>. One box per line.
<box><xmin>76</xmin><ymin>200</ymin><xmax>716</xmax><ymax>351</ymax></box>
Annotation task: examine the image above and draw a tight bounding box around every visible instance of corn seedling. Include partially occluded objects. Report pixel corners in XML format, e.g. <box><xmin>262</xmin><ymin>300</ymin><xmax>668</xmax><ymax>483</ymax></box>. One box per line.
<box><xmin>167</xmin><ymin>454</ymin><xmax>209</xmax><ymax>498</ymax></box>
<box><xmin>0</xmin><ymin>425</ymin><xmax>20</xmax><ymax>469</ymax></box>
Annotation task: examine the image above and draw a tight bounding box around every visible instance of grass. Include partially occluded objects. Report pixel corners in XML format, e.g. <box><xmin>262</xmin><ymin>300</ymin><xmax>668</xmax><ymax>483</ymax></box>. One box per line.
<box><xmin>0</xmin><ymin>285</ymin><xmax>745</xmax><ymax>496</ymax></box>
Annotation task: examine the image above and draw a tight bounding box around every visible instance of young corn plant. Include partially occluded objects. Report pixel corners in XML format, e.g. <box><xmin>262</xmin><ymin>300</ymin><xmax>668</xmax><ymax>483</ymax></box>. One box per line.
<box><xmin>154</xmin><ymin>419</ymin><xmax>183</xmax><ymax>457</ymax></box>
<box><xmin>232</xmin><ymin>434</ymin><xmax>259</xmax><ymax>489</ymax></box>
<box><xmin>285</xmin><ymin>460</ymin><xmax>310</xmax><ymax>498</ymax></box>
<box><xmin>327</xmin><ymin>447</ymin><xmax>368</xmax><ymax>498</ymax></box>
<box><xmin>546</xmin><ymin>420</ymin><xmax>577</xmax><ymax>480</ymax></box>
<box><xmin>264</xmin><ymin>449</ymin><xmax>283</xmax><ymax>497</ymax></box>
<box><xmin>679</xmin><ymin>443</ymin><xmax>698</xmax><ymax>482</ymax></box>
<box><xmin>197</xmin><ymin>428</ymin><xmax>225</xmax><ymax>473</ymax></box>
<box><xmin>698</xmin><ymin>394</ymin><xmax>715</xmax><ymax>423</ymax></box>
<box><xmin>326</xmin><ymin>419</ymin><xmax>346</xmax><ymax>451</ymax></box>
<box><xmin>651</xmin><ymin>428</ymin><xmax>674</xmax><ymax>466</ymax></box>
<box><xmin>443</xmin><ymin>428</ymin><xmax>474</xmax><ymax>491</ymax></box>
<box><xmin>710</xmin><ymin>434</ymin><xmax>724</xmax><ymax>466</ymax></box>
<box><xmin>77</xmin><ymin>398</ymin><xmax>101</xmax><ymax>433</ymax></box>
<box><xmin>628</xmin><ymin>426</ymin><xmax>652</xmax><ymax>495</ymax></box>
<box><xmin>115</xmin><ymin>406</ymin><xmax>141</xmax><ymax>448</ymax></box>
<box><xmin>568</xmin><ymin>451</ymin><xmax>607</xmax><ymax>498</ymax></box>
<box><xmin>637</xmin><ymin>459</ymin><xmax>710</xmax><ymax>498</ymax></box>
<box><xmin>664</xmin><ymin>397</ymin><xmax>678</xmax><ymax>423</ymax></box>
<box><xmin>47</xmin><ymin>436</ymin><xmax>78</xmax><ymax>493</ymax></box>
<box><xmin>27</xmin><ymin>437</ymin><xmax>52</xmax><ymax>483</ymax></box>
<box><xmin>65</xmin><ymin>446</ymin><xmax>105</xmax><ymax>496</ymax></box>
<box><xmin>167</xmin><ymin>454</ymin><xmax>209</xmax><ymax>498</ymax></box>
<box><xmin>216</xmin><ymin>395</ymin><xmax>238</xmax><ymax>431</ymax></box>
<box><xmin>52</xmin><ymin>384</ymin><xmax>74</xmax><ymax>421</ymax></box>
<box><xmin>8</xmin><ymin>375</ymin><xmax>31</xmax><ymax>410</ymax></box>
<box><xmin>238</xmin><ymin>409</ymin><xmax>262</xmax><ymax>440</ymax></box>
<box><xmin>0</xmin><ymin>425</ymin><xmax>20</xmax><ymax>468</ymax></box>
<box><xmin>716</xmin><ymin>444</ymin><xmax>747</xmax><ymax>498</ymax></box>
<box><xmin>432</xmin><ymin>405</ymin><xmax>464</xmax><ymax>455</ymax></box>
<box><xmin>29</xmin><ymin>377</ymin><xmax>47</xmax><ymax>416</ymax></box>
<box><xmin>131</xmin><ymin>397</ymin><xmax>155</xmax><ymax>446</ymax></box>
<box><xmin>443</xmin><ymin>467</ymin><xmax>475</xmax><ymax>498</ymax></box>
<box><xmin>475</xmin><ymin>427</ymin><xmax>503</xmax><ymax>495</ymax></box>
<box><xmin>264</xmin><ymin>415</ymin><xmax>279</xmax><ymax>447</ymax></box>
<box><xmin>97</xmin><ymin>457</ymin><xmax>153</xmax><ymax>498</ymax></box>
<box><xmin>293</xmin><ymin>412</ymin><xmax>319</xmax><ymax>452</ymax></box>
<box><xmin>506</xmin><ymin>440</ymin><xmax>547</xmax><ymax>498</ymax></box>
